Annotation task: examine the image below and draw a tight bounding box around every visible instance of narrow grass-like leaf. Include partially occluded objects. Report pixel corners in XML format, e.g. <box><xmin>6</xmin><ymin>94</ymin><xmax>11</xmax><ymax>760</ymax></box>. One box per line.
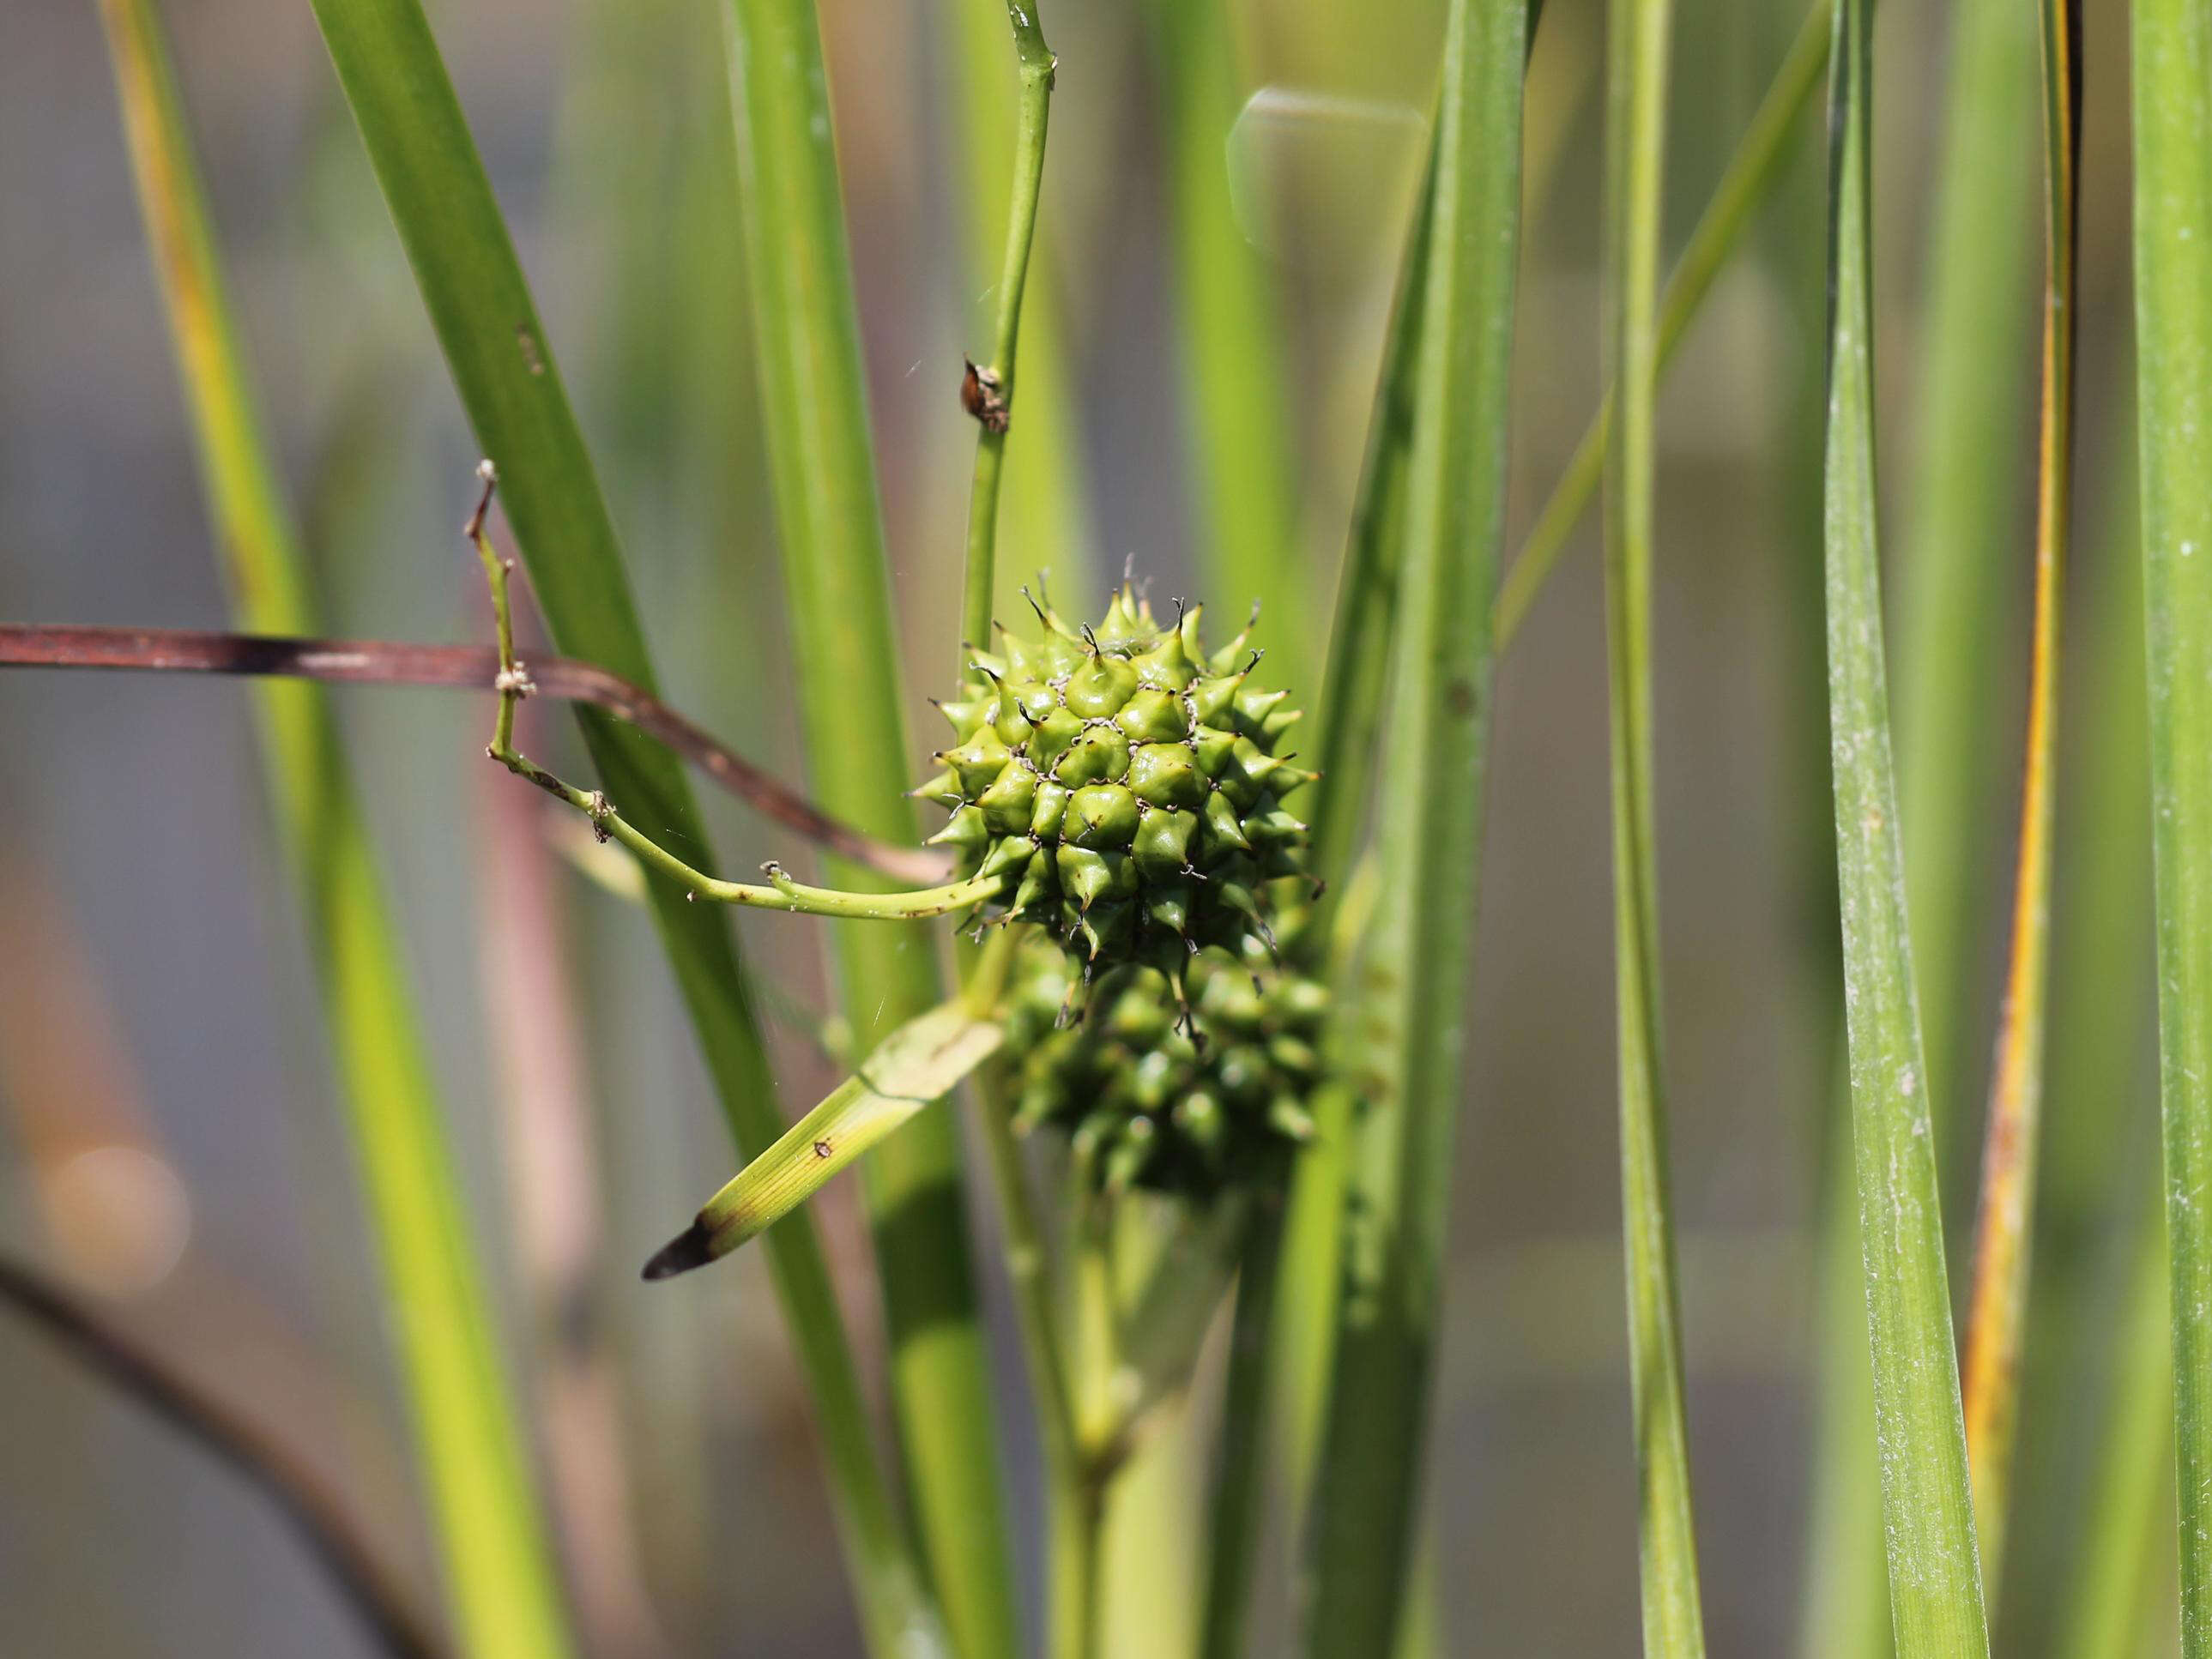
<box><xmin>1821</xmin><ymin>0</ymin><xmax>1990</xmax><ymax>1644</ymax></box>
<box><xmin>1891</xmin><ymin>0</ymin><xmax>2040</xmax><ymax>1180</ymax></box>
<box><xmin>646</xmin><ymin>1002</ymin><xmax>1005</xmax><ymax>1276</ymax></box>
<box><xmin>2129</xmin><ymin>0</ymin><xmax>2212</xmax><ymax>1642</ymax></box>
<box><xmin>1493</xmin><ymin>0</ymin><xmax>1831</xmax><ymax>647</ymax></box>
<box><xmin>1804</xmin><ymin>0</ymin><xmax>2034</xmax><ymax>1641</ymax></box>
<box><xmin>1138</xmin><ymin>0</ymin><xmax>1310</xmax><ymax>690</ymax></box>
<box><xmin>2058</xmin><ymin>1213</ymin><xmax>2171</xmax><ymax>1659</ymax></box>
<box><xmin>1957</xmin><ymin>0</ymin><xmax>2080</xmax><ymax>1590</ymax></box>
<box><xmin>1599</xmin><ymin>0</ymin><xmax>1707</xmax><ymax>1638</ymax></box>
<box><xmin>1261</xmin><ymin>147</ymin><xmax>1434</xmax><ymax>1550</ymax></box>
<box><xmin>301</xmin><ymin>4</ymin><xmax>940</xmax><ymax>1651</ymax></box>
<box><xmin>1301</xmin><ymin>0</ymin><xmax>1526</xmax><ymax>1648</ymax></box>
<box><xmin>96</xmin><ymin>6</ymin><xmax>571</xmax><ymax>1654</ymax></box>
<box><xmin>2034</xmin><ymin>464</ymin><xmax>2164</xmax><ymax>1657</ymax></box>
<box><xmin>716</xmin><ymin>2</ymin><xmax>1018</xmax><ymax>1651</ymax></box>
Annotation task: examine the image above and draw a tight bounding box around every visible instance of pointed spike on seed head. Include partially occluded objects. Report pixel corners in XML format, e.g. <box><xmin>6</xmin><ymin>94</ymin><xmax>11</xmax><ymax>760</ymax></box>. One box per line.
<box><xmin>1189</xmin><ymin>672</ymin><xmax>1247</xmax><ymax>727</ymax></box>
<box><xmin>1202</xmin><ymin>790</ymin><xmax>1253</xmax><ymax>852</ymax></box>
<box><xmin>1210</xmin><ymin>600</ymin><xmax>1262</xmax><ymax>673</ymax></box>
<box><xmin>1178</xmin><ymin>603</ymin><xmax>1209</xmax><ymax>668</ymax></box>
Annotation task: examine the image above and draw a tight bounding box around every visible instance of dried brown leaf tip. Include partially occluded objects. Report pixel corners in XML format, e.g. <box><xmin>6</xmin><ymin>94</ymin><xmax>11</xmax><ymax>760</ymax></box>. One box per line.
<box><xmin>961</xmin><ymin>357</ymin><xmax>1009</xmax><ymax>433</ymax></box>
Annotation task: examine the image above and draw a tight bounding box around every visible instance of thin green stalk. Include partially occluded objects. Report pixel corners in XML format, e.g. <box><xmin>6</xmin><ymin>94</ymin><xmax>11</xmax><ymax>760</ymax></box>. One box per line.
<box><xmin>959</xmin><ymin>0</ymin><xmax>1055</xmax><ymax>654</ymax></box>
<box><xmin>1956</xmin><ymin>0</ymin><xmax>2080</xmax><ymax>1590</ymax></box>
<box><xmin>1821</xmin><ymin>0</ymin><xmax>1989</xmax><ymax>1645</ymax></box>
<box><xmin>946</xmin><ymin>0</ymin><xmax>1095</xmax><ymax>611</ymax></box>
<box><xmin>2060</xmin><ymin>1208</ymin><xmax>2172</xmax><ymax>1659</ymax></box>
<box><xmin>717</xmin><ymin>1</ymin><xmax>1018</xmax><ymax>1650</ymax></box>
<box><xmin>1600</xmin><ymin>0</ymin><xmax>1706</xmax><ymax>1638</ymax></box>
<box><xmin>2130</xmin><ymin>0</ymin><xmax>2212</xmax><ymax>1643</ymax></box>
<box><xmin>1055</xmin><ymin>1211</ymin><xmax>1119</xmax><ymax>1659</ymax></box>
<box><xmin>1892</xmin><ymin>0</ymin><xmax>2040</xmax><ymax>1196</ymax></box>
<box><xmin>1199</xmin><ymin>1202</ymin><xmax>1284</xmax><ymax>1659</ymax></box>
<box><xmin>2028</xmin><ymin>459</ymin><xmax>2161</xmax><ymax>1656</ymax></box>
<box><xmin>302</xmin><ymin>3</ymin><xmax>939</xmax><ymax>1651</ymax></box>
<box><xmin>1493</xmin><ymin>0</ymin><xmax>1831</xmax><ymax>648</ymax></box>
<box><xmin>1138</xmin><ymin>0</ymin><xmax>1309</xmax><ymax>691</ymax></box>
<box><xmin>96</xmin><ymin>6</ymin><xmax>571</xmax><ymax>1654</ymax></box>
<box><xmin>1301</xmin><ymin>0</ymin><xmax>1526</xmax><ymax>1648</ymax></box>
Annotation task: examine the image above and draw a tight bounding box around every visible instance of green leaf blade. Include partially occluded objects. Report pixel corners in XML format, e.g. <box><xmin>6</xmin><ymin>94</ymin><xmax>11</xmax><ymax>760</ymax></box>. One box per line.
<box><xmin>1821</xmin><ymin>0</ymin><xmax>1990</xmax><ymax>1647</ymax></box>
<box><xmin>1301</xmin><ymin>0</ymin><xmax>1527</xmax><ymax>1650</ymax></box>
<box><xmin>716</xmin><ymin>2</ymin><xmax>1020</xmax><ymax>1653</ymax></box>
<box><xmin>650</xmin><ymin>1002</ymin><xmax>1004</xmax><ymax>1273</ymax></box>
<box><xmin>2130</xmin><ymin>0</ymin><xmax>2212</xmax><ymax>1644</ymax></box>
<box><xmin>302</xmin><ymin>4</ymin><xmax>945</xmax><ymax>1652</ymax></box>
<box><xmin>96</xmin><ymin>4</ymin><xmax>573</xmax><ymax>1652</ymax></box>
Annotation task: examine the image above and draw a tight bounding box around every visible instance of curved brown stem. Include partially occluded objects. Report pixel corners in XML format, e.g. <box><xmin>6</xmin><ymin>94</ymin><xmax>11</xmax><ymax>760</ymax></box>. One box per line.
<box><xmin>0</xmin><ymin>623</ymin><xmax>949</xmax><ymax>885</ymax></box>
<box><xmin>0</xmin><ymin>1256</ymin><xmax>446</xmax><ymax>1659</ymax></box>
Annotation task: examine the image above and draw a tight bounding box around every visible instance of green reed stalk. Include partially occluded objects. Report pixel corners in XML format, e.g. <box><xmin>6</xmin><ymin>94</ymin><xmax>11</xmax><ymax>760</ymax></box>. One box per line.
<box><xmin>1891</xmin><ymin>0</ymin><xmax>2040</xmax><ymax>1191</ymax></box>
<box><xmin>1138</xmin><ymin>0</ymin><xmax>1310</xmax><ymax>691</ymax></box>
<box><xmin>96</xmin><ymin>3</ymin><xmax>571</xmax><ymax>1653</ymax></box>
<box><xmin>1599</xmin><ymin>0</ymin><xmax>1707</xmax><ymax>1640</ymax></box>
<box><xmin>717</xmin><ymin>1</ymin><xmax>1019</xmax><ymax>1652</ymax></box>
<box><xmin>2130</xmin><ymin>0</ymin><xmax>2212</xmax><ymax>1644</ymax></box>
<box><xmin>1301</xmin><ymin>0</ymin><xmax>1526</xmax><ymax>1648</ymax></box>
<box><xmin>304</xmin><ymin>3</ymin><xmax>940</xmax><ymax>1651</ymax></box>
<box><xmin>1821</xmin><ymin>0</ymin><xmax>1990</xmax><ymax>1644</ymax></box>
<box><xmin>1494</xmin><ymin>0</ymin><xmax>1830</xmax><ymax>648</ymax></box>
<box><xmin>2033</xmin><ymin>461</ymin><xmax>2164</xmax><ymax>1658</ymax></box>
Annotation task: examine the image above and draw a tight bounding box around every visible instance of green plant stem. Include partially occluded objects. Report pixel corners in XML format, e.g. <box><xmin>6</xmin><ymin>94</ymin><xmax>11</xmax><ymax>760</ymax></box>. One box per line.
<box><xmin>2130</xmin><ymin>0</ymin><xmax>2212</xmax><ymax>1643</ymax></box>
<box><xmin>2060</xmin><ymin>1205</ymin><xmax>2173</xmax><ymax>1659</ymax></box>
<box><xmin>960</xmin><ymin>0</ymin><xmax>1055</xmax><ymax>655</ymax></box>
<box><xmin>96</xmin><ymin>5</ymin><xmax>571</xmax><ymax>1654</ymax></box>
<box><xmin>716</xmin><ymin>0</ymin><xmax>1020</xmax><ymax>1646</ymax></box>
<box><xmin>1493</xmin><ymin>0</ymin><xmax>1831</xmax><ymax>648</ymax></box>
<box><xmin>484</xmin><ymin>733</ymin><xmax>1005</xmax><ymax>918</ymax></box>
<box><xmin>1302</xmin><ymin>0</ymin><xmax>1526</xmax><ymax>1649</ymax></box>
<box><xmin>1821</xmin><ymin>0</ymin><xmax>1990</xmax><ymax>1644</ymax></box>
<box><xmin>1600</xmin><ymin>0</ymin><xmax>1707</xmax><ymax>1637</ymax></box>
<box><xmin>303</xmin><ymin>2</ymin><xmax>939</xmax><ymax>1649</ymax></box>
<box><xmin>1138</xmin><ymin>0</ymin><xmax>1309</xmax><ymax>690</ymax></box>
<box><xmin>1199</xmin><ymin>1202</ymin><xmax>1284</xmax><ymax>1659</ymax></box>
<box><xmin>1956</xmin><ymin>0</ymin><xmax>2079</xmax><ymax>1591</ymax></box>
<box><xmin>946</xmin><ymin>0</ymin><xmax>1094</xmax><ymax>612</ymax></box>
<box><xmin>1890</xmin><ymin>0</ymin><xmax>2040</xmax><ymax>1190</ymax></box>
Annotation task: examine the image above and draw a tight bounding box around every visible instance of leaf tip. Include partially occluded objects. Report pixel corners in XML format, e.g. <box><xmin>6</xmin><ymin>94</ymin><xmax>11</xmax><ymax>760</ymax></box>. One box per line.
<box><xmin>641</xmin><ymin>1221</ymin><xmax>716</xmax><ymax>1282</ymax></box>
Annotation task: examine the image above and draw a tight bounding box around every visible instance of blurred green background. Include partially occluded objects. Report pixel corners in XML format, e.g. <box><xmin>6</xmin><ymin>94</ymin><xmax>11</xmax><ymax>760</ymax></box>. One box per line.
<box><xmin>0</xmin><ymin>0</ymin><xmax>2157</xmax><ymax>1651</ymax></box>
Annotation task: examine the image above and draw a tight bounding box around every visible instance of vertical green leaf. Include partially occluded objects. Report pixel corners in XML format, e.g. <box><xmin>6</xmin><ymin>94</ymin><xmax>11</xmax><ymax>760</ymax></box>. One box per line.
<box><xmin>94</xmin><ymin>3</ymin><xmax>571</xmax><ymax>1654</ymax></box>
<box><xmin>1599</xmin><ymin>0</ymin><xmax>1706</xmax><ymax>1639</ymax></box>
<box><xmin>716</xmin><ymin>3</ymin><xmax>1018</xmax><ymax>1655</ymax></box>
<box><xmin>1891</xmin><ymin>0</ymin><xmax>2039</xmax><ymax>1171</ymax></box>
<box><xmin>300</xmin><ymin>3</ymin><xmax>940</xmax><ymax>1652</ymax></box>
<box><xmin>1139</xmin><ymin>0</ymin><xmax>1311</xmax><ymax>692</ymax></box>
<box><xmin>1821</xmin><ymin>0</ymin><xmax>1990</xmax><ymax>1646</ymax></box>
<box><xmin>1300</xmin><ymin>0</ymin><xmax>1526</xmax><ymax>1648</ymax></box>
<box><xmin>2130</xmin><ymin>0</ymin><xmax>2212</xmax><ymax>1644</ymax></box>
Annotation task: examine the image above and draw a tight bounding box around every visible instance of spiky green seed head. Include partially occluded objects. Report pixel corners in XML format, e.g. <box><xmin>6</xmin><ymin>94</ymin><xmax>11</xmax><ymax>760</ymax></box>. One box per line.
<box><xmin>1001</xmin><ymin>932</ymin><xmax>1327</xmax><ymax>1199</ymax></box>
<box><xmin>920</xmin><ymin>583</ymin><xmax>1314</xmax><ymax>974</ymax></box>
